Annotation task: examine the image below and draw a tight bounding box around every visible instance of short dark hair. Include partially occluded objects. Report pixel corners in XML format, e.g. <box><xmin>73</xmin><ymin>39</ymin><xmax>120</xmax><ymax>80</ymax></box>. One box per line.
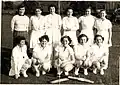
<box><xmin>48</xmin><ymin>4</ymin><xmax>57</xmax><ymax>10</ymax></box>
<box><xmin>94</xmin><ymin>35</ymin><xmax>104</xmax><ymax>41</ymax></box>
<box><xmin>39</xmin><ymin>35</ymin><xmax>49</xmax><ymax>42</ymax></box>
<box><xmin>60</xmin><ymin>35</ymin><xmax>72</xmax><ymax>45</ymax></box>
<box><xmin>34</xmin><ymin>6</ymin><xmax>43</xmax><ymax>15</ymax></box>
<box><xmin>78</xmin><ymin>34</ymin><xmax>89</xmax><ymax>43</ymax></box>
<box><xmin>100</xmin><ymin>9</ymin><xmax>106</xmax><ymax>13</ymax></box>
<box><xmin>18</xmin><ymin>4</ymin><xmax>25</xmax><ymax>10</ymax></box>
<box><xmin>15</xmin><ymin>36</ymin><xmax>26</xmax><ymax>44</ymax></box>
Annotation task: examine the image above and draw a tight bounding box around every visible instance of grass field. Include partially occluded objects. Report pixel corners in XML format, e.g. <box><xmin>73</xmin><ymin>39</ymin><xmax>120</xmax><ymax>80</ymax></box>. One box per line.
<box><xmin>1</xmin><ymin>14</ymin><xmax>119</xmax><ymax>85</ymax></box>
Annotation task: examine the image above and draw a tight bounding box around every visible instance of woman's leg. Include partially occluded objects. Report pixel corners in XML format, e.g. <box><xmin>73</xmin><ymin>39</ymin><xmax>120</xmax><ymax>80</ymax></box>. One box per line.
<box><xmin>75</xmin><ymin>60</ymin><xmax>83</xmax><ymax>75</ymax></box>
<box><xmin>64</xmin><ymin>63</ymin><xmax>74</xmax><ymax>76</ymax></box>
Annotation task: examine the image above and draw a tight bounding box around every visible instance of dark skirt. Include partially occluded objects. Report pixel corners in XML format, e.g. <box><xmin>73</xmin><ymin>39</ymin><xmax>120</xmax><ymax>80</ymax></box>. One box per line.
<box><xmin>13</xmin><ymin>30</ymin><xmax>29</xmax><ymax>47</ymax></box>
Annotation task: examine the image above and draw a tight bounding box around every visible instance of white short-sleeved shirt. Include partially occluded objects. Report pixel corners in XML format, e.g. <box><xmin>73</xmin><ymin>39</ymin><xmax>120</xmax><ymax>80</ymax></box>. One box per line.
<box><xmin>88</xmin><ymin>44</ymin><xmax>109</xmax><ymax>60</ymax></box>
<box><xmin>33</xmin><ymin>44</ymin><xmax>52</xmax><ymax>62</ymax></box>
<box><xmin>94</xmin><ymin>18</ymin><xmax>112</xmax><ymax>36</ymax></box>
<box><xmin>78</xmin><ymin>15</ymin><xmax>96</xmax><ymax>31</ymax></box>
<box><xmin>30</xmin><ymin>15</ymin><xmax>45</xmax><ymax>31</ymax></box>
<box><xmin>74</xmin><ymin>44</ymin><xmax>90</xmax><ymax>60</ymax></box>
<box><xmin>55</xmin><ymin>45</ymin><xmax>74</xmax><ymax>62</ymax></box>
<box><xmin>11</xmin><ymin>15</ymin><xmax>29</xmax><ymax>31</ymax></box>
<box><xmin>45</xmin><ymin>13</ymin><xmax>61</xmax><ymax>29</ymax></box>
<box><xmin>63</xmin><ymin>16</ymin><xmax>79</xmax><ymax>31</ymax></box>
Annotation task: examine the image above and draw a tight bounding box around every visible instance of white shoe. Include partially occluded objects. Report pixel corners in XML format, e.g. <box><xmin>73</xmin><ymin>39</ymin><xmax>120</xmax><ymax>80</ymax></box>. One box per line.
<box><xmin>84</xmin><ymin>69</ymin><xmax>88</xmax><ymax>75</ymax></box>
<box><xmin>23</xmin><ymin>73</ymin><xmax>28</xmax><ymax>77</ymax></box>
<box><xmin>75</xmin><ymin>71</ymin><xmax>79</xmax><ymax>75</ymax></box>
<box><xmin>42</xmin><ymin>71</ymin><xmax>46</xmax><ymax>75</ymax></box>
<box><xmin>65</xmin><ymin>72</ymin><xmax>69</xmax><ymax>76</ymax></box>
<box><xmin>100</xmin><ymin>69</ymin><xmax>104</xmax><ymax>75</ymax></box>
<box><xmin>93</xmin><ymin>69</ymin><xmax>97</xmax><ymax>74</ymax></box>
<box><xmin>75</xmin><ymin>68</ymin><xmax>79</xmax><ymax>76</ymax></box>
<box><xmin>36</xmin><ymin>72</ymin><xmax>40</xmax><ymax>77</ymax></box>
<box><xmin>15</xmin><ymin>74</ymin><xmax>20</xmax><ymax>79</ymax></box>
<box><xmin>57</xmin><ymin>71</ymin><xmax>63</xmax><ymax>76</ymax></box>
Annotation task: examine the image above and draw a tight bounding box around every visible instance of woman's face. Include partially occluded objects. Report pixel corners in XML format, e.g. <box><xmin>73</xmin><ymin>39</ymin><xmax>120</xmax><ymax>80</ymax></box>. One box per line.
<box><xmin>41</xmin><ymin>39</ymin><xmax>48</xmax><ymax>48</ymax></box>
<box><xmin>85</xmin><ymin>8</ymin><xmax>91</xmax><ymax>16</ymax></box>
<box><xmin>67</xmin><ymin>9</ymin><xmax>73</xmax><ymax>17</ymax></box>
<box><xmin>79</xmin><ymin>36</ymin><xmax>87</xmax><ymax>45</ymax></box>
<box><xmin>35</xmin><ymin>8</ymin><xmax>42</xmax><ymax>15</ymax></box>
<box><xmin>50</xmin><ymin>7</ymin><xmax>55</xmax><ymax>14</ymax></box>
<box><xmin>62</xmin><ymin>38</ymin><xmax>69</xmax><ymax>47</ymax></box>
<box><xmin>19</xmin><ymin>7</ymin><xmax>25</xmax><ymax>15</ymax></box>
<box><xmin>95</xmin><ymin>36</ymin><xmax>103</xmax><ymax>45</ymax></box>
<box><xmin>100</xmin><ymin>11</ymin><xmax>106</xmax><ymax>18</ymax></box>
<box><xmin>19</xmin><ymin>40</ymin><xmax>25</xmax><ymax>47</ymax></box>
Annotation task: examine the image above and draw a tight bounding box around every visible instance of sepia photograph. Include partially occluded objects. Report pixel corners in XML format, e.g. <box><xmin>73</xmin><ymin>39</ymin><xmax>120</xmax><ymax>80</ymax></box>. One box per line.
<box><xmin>1</xmin><ymin>0</ymin><xmax>119</xmax><ymax>85</ymax></box>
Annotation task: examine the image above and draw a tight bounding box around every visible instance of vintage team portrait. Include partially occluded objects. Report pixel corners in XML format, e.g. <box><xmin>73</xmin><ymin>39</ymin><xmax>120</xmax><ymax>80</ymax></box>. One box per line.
<box><xmin>1</xmin><ymin>0</ymin><xmax>119</xmax><ymax>85</ymax></box>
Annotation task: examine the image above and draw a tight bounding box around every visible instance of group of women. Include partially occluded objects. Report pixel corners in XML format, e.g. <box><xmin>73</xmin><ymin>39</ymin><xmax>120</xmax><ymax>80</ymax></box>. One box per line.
<box><xmin>9</xmin><ymin>4</ymin><xmax>112</xmax><ymax>79</ymax></box>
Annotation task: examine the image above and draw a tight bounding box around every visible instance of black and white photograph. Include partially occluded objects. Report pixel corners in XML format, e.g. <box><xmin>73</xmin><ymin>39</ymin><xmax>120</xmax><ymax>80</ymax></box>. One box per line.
<box><xmin>1</xmin><ymin>0</ymin><xmax>119</xmax><ymax>85</ymax></box>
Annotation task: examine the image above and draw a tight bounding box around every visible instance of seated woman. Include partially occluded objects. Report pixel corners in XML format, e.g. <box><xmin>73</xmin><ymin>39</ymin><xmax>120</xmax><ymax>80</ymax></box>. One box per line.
<box><xmin>74</xmin><ymin>34</ymin><xmax>90</xmax><ymax>76</ymax></box>
<box><xmin>32</xmin><ymin>35</ymin><xmax>52</xmax><ymax>77</ymax></box>
<box><xmin>9</xmin><ymin>36</ymin><xmax>31</xmax><ymax>79</ymax></box>
<box><xmin>85</xmin><ymin>35</ymin><xmax>109</xmax><ymax>75</ymax></box>
<box><xmin>54</xmin><ymin>36</ymin><xmax>75</xmax><ymax>76</ymax></box>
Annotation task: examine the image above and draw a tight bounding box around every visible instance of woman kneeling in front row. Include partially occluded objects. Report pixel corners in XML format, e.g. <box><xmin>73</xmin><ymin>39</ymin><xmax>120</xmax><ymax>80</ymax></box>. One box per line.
<box><xmin>32</xmin><ymin>35</ymin><xmax>52</xmax><ymax>77</ymax></box>
<box><xmin>9</xmin><ymin>36</ymin><xmax>31</xmax><ymax>79</ymax></box>
<box><xmin>85</xmin><ymin>35</ymin><xmax>109</xmax><ymax>75</ymax></box>
<box><xmin>54</xmin><ymin>35</ymin><xmax>75</xmax><ymax>76</ymax></box>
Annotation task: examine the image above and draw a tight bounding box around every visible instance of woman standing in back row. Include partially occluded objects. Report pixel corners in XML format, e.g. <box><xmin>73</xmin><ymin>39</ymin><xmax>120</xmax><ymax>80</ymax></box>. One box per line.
<box><xmin>30</xmin><ymin>7</ymin><xmax>45</xmax><ymax>49</ymax></box>
<box><xmin>94</xmin><ymin>9</ymin><xmax>112</xmax><ymax>47</ymax></box>
<box><xmin>78</xmin><ymin>7</ymin><xmax>96</xmax><ymax>46</ymax></box>
<box><xmin>11</xmin><ymin>5</ymin><xmax>29</xmax><ymax>47</ymax></box>
<box><xmin>62</xmin><ymin>7</ymin><xmax>79</xmax><ymax>46</ymax></box>
<box><xmin>45</xmin><ymin>5</ymin><xmax>62</xmax><ymax>47</ymax></box>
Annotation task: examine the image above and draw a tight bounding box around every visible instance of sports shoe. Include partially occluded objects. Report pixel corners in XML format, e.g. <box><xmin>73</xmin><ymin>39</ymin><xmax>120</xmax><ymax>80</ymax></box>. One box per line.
<box><xmin>84</xmin><ymin>69</ymin><xmax>88</xmax><ymax>75</ymax></box>
<box><xmin>93</xmin><ymin>69</ymin><xmax>97</xmax><ymax>74</ymax></box>
<box><xmin>36</xmin><ymin>72</ymin><xmax>40</xmax><ymax>77</ymax></box>
<box><xmin>100</xmin><ymin>69</ymin><xmax>104</xmax><ymax>75</ymax></box>
<box><xmin>42</xmin><ymin>71</ymin><xmax>46</xmax><ymax>75</ymax></box>
<box><xmin>65</xmin><ymin>72</ymin><xmax>69</xmax><ymax>76</ymax></box>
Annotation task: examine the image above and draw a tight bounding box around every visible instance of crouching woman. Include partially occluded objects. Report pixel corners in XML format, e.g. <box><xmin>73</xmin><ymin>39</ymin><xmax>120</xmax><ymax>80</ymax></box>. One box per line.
<box><xmin>54</xmin><ymin>36</ymin><xmax>75</xmax><ymax>76</ymax></box>
<box><xmin>84</xmin><ymin>35</ymin><xmax>109</xmax><ymax>75</ymax></box>
<box><xmin>9</xmin><ymin>36</ymin><xmax>31</xmax><ymax>79</ymax></box>
<box><xmin>32</xmin><ymin>35</ymin><xmax>52</xmax><ymax>77</ymax></box>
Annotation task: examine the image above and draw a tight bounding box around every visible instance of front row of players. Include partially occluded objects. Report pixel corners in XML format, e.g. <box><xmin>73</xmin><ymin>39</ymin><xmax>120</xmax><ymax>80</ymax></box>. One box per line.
<box><xmin>9</xmin><ymin>34</ymin><xmax>109</xmax><ymax>79</ymax></box>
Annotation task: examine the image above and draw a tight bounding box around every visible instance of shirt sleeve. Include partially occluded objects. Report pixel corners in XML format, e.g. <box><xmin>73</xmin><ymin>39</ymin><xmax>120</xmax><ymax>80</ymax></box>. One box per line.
<box><xmin>78</xmin><ymin>16</ymin><xmax>82</xmax><ymax>23</ymax></box>
<box><xmin>62</xmin><ymin>17</ymin><xmax>67</xmax><ymax>30</ymax></box>
<box><xmin>74</xmin><ymin>17</ymin><xmax>79</xmax><ymax>30</ymax></box>
<box><xmin>69</xmin><ymin>47</ymin><xmax>74</xmax><ymax>56</ymax></box>
<box><xmin>11</xmin><ymin>16</ymin><xmax>16</xmax><ymax>32</ymax></box>
<box><xmin>108</xmin><ymin>20</ymin><xmax>112</xmax><ymax>29</ymax></box>
<box><xmin>94</xmin><ymin>19</ymin><xmax>98</xmax><ymax>29</ymax></box>
<box><xmin>58</xmin><ymin>15</ymin><xmax>62</xmax><ymax>29</ymax></box>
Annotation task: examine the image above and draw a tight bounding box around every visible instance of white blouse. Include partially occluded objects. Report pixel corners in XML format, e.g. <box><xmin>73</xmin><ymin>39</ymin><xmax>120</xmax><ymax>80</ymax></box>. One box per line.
<box><xmin>78</xmin><ymin>15</ymin><xmax>96</xmax><ymax>31</ymax></box>
<box><xmin>88</xmin><ymin>44</ymin><xmax>109</xmax><ymax>60</ymax></box>
<box><xmin>45</xmin><ymin>13</ymin><xmax>61</xmax><ymax>29</ymax></box>
<box><xmin>74</xmin><ymin>44</ymin><xmax>90</xmax><ymax>60</ymax></box>
<box><xmin>63</xmin><ymin>16</ymin><xmax>79</xmax><ymax>31</ymax></box>
<box><xmin>33</xmin><ymin>44</ymin><xmax>52</xmax><ymax>62</ymax></box>
<box><xmin>30</xmin><ymin>15</ymin><xmax>45</xmax><ymax>31</ymax></box>
<box><xmin>94</xmin><ymin>18</ymin><xmax>112</xmax><ymax>35</ymax></box>
<box><xmin>55</xmin><ymin>45</ymin><xmax>74</xmax><ymax>62</ymax></box>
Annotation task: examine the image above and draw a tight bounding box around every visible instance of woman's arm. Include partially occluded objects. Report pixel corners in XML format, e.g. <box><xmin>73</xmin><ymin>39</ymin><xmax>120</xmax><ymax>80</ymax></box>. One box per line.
<box><xmin>11</xmin><ymin>16</ymin><xmax>15</xmax><ymax>32</ymax></box>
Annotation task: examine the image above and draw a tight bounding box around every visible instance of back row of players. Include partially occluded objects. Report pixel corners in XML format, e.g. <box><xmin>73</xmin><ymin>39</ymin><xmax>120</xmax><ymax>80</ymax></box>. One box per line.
<box><xmin>9</xmin><ymin>5</ymin><xmax>112</xmax><ymax>79</ymax></box>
